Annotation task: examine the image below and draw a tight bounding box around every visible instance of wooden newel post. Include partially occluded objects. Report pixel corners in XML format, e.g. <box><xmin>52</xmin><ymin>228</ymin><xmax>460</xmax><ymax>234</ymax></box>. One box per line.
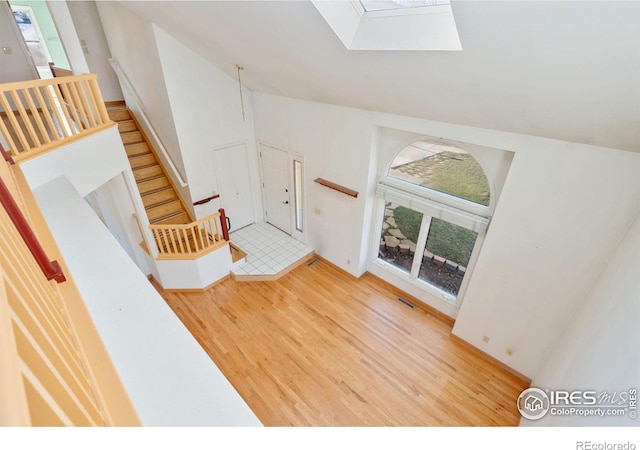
<box><xmin>218</xmin><ymin>208</ymin><xmax>230</xmax><ymax>241</ymax></box>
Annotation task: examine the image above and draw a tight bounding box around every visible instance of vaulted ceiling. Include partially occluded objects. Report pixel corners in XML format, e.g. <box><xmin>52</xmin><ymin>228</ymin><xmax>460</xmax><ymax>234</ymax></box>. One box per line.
<box><xmin>117</xmin><ymin>1</ymin><xmax>640</xmax><ymax>152</ymax></box>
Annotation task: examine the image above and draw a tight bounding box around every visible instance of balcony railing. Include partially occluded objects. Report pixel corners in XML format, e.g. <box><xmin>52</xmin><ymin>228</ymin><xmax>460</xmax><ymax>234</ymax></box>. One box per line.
<box><xmin>0</xmin><ymin>74</ymin><xmax>111</xmax><ymax>162</ymax></box>
<box><xmin>149</xmin><ymin>210</ymin><xmax>228</xmax><ymax>259</ymax></box>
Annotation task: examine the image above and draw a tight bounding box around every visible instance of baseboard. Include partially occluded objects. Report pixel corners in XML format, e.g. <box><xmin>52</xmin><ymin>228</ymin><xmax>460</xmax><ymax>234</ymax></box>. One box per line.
<box><xmin>150</xmin><ymin>274</ymin><xmax>231</xmax><ymax>293</ymax></box>
<box><xmin>450</xmin><ymin>334</ymin><xmax>532</xmax><ymax>384</ymax></box>
<box><xmin>312</xmin><ymin>256</ymin><xmax>455</xmax><ymax>326</ymax></box>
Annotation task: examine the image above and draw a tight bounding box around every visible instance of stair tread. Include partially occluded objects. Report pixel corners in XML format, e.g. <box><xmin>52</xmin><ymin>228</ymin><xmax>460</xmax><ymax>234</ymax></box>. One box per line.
<box><xmin>150</xmin><ymin>211</ymin><xmax>191</xmax><ymax>225</ymax></box>
<box><xmin>113</xmin><ymin>107</ymin><xmax>193</xmax><ymax>228</ymax></box>
<box><xmin>146</xmin><ymin>199</ymin><xmax>185</xmax><ymax>220</ymax></box>
<box><xmin>129</xmin><ymin>153</ymin><xmax>157</xmax><ymax>168</ymax></box>
<box><xmin>133</xmin><ymin>164</ymin><xmax>162</xmax><ymax>178</ymax></box>
<box><xmin>121</xmin><ymin>131</ymin><xmax>144</xmax><ymax>145</ymax></box>
<box><xmin>108</xmin><ymin>109</ymin><xmax>131</xmax><ymax>121</ymax></box>
<box><xmin>117</xmin><ymin>120</ymin><xmax>137</xmax><ymax>133</ymax></box>
<box><xmin>125</xmin><ymin>142</ymin><xmax>151</xmax><ymax>157</ymax></box>
<box><xmin>142</xmin><ymin>188</ymin><xmax>178</xmax><ymax>208</ymax></box>
<box><xmin>137</xmin><ymin>176</ymin><xmax>170</xmax><ymax>194</ymax></box>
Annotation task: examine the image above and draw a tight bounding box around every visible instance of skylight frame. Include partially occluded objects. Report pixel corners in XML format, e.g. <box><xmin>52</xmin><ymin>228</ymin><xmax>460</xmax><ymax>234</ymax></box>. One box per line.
<box><xmin>358</xmin><ymin>1</ymin><xmax>452</xmax><ymax>16</ymax></box>
<box><xmin>313</xmin><ymin>0</ymin><xmax>461</xmax><ymax>51</ymax></box>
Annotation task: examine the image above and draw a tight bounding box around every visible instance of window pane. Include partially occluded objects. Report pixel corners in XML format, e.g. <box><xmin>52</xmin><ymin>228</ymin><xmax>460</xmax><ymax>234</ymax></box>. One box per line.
<box><xmin>379</xmin><ymin>203</ymin><xmax>422</xmax><ymax>274</ymax></box>
<box><xmin>418</xmin><ymin>218</ymin><xmax>478</xmax><ymax>296</ymax></box>
<box><xmin>388</xmin><ymin>141</ymin><xmax>490</xmax><ymax>206</ymax></box>
<box><xmin>293</xmin><ymin>160</ymin><xmax>303</xmax><ymax>232</ymax></box>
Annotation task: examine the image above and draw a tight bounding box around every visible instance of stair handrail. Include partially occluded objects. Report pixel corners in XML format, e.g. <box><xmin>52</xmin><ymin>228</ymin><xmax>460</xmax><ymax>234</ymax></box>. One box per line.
<box><xmin>108</xmin><ymin>58</ymin><xmax>188</xmax><ymax>188</ymax></box>
<box><xmin>0</xmin><ymin>143</ymin><xmax>66</xmax><ymax>283</ymax></box>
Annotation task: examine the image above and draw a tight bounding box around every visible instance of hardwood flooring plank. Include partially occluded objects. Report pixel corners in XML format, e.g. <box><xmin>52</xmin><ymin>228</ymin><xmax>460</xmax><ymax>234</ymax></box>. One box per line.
<box><xmin>161</xmin><ymin>259</ymin><xmax>528</xmax><ymax>426</ymax></box>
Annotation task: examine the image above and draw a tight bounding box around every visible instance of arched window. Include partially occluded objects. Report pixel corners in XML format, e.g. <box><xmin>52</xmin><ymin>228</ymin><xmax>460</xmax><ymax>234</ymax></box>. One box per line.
<box><xmin>376</xmin><ymin>140</ymin><xmax>491</xmax><ymax>301</ymax></box>
<box><xmin>388</xmin><ymin>141</ymin><xmax>490</xmax><ymax>206</ymax></box>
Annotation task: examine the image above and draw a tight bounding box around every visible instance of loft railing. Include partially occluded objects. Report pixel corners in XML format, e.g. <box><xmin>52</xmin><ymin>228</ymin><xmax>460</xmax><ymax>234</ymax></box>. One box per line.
<box><xmin>0</xmin><ymin>74</ymin><xmax>111</xmax><ymax>162</ymax></box>
<box><xmin>0</xmin><ymin>145</ymin><xmax>65</xmax><ymax>283</ymax></box>
<box><xmin>148</xmin><ymin>209</ymin><xmax>229</xmax><ymax>259</ymax></box>
<box><xmin>0</xmin><ymin>150</ymin><xmax>139</xmax><ymax>425</ymax></box>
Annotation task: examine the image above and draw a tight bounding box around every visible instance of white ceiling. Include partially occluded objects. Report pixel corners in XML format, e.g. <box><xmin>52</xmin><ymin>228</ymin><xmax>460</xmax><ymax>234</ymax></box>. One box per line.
<box><xmin>117</xmin><ymin>1</ymin><xmax>640</xmax><ymax>152</ymax></box>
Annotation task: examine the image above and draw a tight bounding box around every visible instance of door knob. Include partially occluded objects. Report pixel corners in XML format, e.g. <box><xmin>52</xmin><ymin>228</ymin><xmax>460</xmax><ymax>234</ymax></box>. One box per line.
<box><xmin>283</xmin><ymin>201</ymin><xmax>289</xmax><ymax>204</ymax></box>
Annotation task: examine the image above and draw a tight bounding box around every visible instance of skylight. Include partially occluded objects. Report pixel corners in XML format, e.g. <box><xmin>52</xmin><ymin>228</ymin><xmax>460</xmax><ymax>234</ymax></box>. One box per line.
<box><xmin>360</xmin><ymin>1</ymin><xmax>450</xmax><ymax>13</ymax></box>
<box><xmin>312</xmin><ymin>0</ymin><xmax>461</xmax><ymax>51</ymax></box>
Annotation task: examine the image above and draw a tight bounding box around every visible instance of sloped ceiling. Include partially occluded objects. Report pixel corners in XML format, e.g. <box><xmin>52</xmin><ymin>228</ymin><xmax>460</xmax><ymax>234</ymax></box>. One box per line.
<box><xmin>117</xmin><ymin>1</ymin><xmax>640</xmax><ymax>152</ymax></box>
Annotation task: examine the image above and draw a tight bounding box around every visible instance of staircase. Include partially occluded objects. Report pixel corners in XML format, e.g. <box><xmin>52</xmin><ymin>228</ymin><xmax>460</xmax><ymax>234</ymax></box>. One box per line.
<box><xmin>108</xmin><ymin>107</ymin><xmax>191</xmax><ymax>225</ymax></box>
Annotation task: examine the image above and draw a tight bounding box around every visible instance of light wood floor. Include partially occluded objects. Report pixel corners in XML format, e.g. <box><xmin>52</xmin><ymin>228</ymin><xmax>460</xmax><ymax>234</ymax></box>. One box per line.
<box><xmin>161</xmin><ymin>258</ymin><xmax>529</xmax><ymax>426</ymax></box>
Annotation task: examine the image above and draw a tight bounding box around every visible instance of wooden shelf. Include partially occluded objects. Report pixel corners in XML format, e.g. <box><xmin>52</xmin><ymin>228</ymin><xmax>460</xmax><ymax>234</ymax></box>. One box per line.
<box><xmin>314</xmin><ymin>178</ymin><xmax>358</xmax><ymax>198</ymax></box>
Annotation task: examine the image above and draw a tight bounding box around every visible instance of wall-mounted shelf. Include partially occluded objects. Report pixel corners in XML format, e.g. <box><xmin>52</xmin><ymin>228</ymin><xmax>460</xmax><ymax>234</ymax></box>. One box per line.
<box><xmin>314</xmin><ymin>178</ymin><xmax>358</xmax><ymax>198</ymax></box>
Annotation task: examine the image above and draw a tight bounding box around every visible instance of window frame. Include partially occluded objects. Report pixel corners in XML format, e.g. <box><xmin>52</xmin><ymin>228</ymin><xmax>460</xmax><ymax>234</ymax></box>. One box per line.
<box><xmin>372</xmin><ymin>139</ymin><xmax>492</xmax><ymax>305</ymax></box>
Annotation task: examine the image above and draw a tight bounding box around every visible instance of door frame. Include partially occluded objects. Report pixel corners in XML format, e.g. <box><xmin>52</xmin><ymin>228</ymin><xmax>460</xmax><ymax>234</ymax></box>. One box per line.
<box><xmin>212</xmin><ymin>141</ymin><xmax>256</xmax><ymax>232</ymax></box>
<box><xmin>257</xmin><ymin>142</ymin><xmax>306</xmax><ymax>243</ymax></box>
<box><xmin>3</xmin><ymin>1</ymin><xmax>39</xmax><ymax>79</ymax></box>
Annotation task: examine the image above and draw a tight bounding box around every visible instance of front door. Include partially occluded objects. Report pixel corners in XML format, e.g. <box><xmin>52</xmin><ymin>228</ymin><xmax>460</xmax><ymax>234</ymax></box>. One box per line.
<box><xmin>260</xmin><ymin>144</ymin><xmax>291</xmax><ymax>234</ymax></box>
<box><xmin>213</xmin><ymin>143</ymin><xmax>254</xmax><ymax>232</ymax></box>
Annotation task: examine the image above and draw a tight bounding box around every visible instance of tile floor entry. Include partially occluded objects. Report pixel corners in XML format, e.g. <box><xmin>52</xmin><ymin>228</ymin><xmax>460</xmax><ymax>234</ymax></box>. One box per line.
<box><xmin>230</xmin><ymin>222</ymin><xmax>314</xmax><ymax>277</ymax></box>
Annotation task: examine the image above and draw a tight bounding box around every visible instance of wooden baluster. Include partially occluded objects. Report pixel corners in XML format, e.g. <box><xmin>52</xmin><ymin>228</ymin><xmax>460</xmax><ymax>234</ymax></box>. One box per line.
<box><xmin>57</xmin><ymin>82</ymin><xmax>81</xmax><ymax>133</ymax></box>
<box><xmin>212</xmin><ymin>217</ymin><xmax>221</xmax><ymax>243</ymax></box>
<box><xmin>32</xmin><ymin>86</ymin><xmax>60</xmax><ymax>141</ymax></box>
<box><xmin>51</xmin><ymin>84</ymin><xmax>75</xmax><ymax>135</ymax></box>
<box><xmin>0</xmin><ymin>106</ymin><xmax>19</xmax><ymax>154</ymax></box>
<box><xmin>175</xmin><ymin>229</ymin><xmax>185</xmax><ymax>254</ymax></box>
<box><xmin>41</xmin><ymin>85</ymin><xmax>69</xmax><ymax>139</ymax></box>
<box><xmin>0</xmin><ymin>92</ymin><xmax>29</xmax><ymax>153</ymax></box>
<box><xmin>66</xmin><ymin>82</ymin><xmax>89</xmax><ymax>131</ymax></box>
<box><xmin>9</xmin><ymin>90</ymin><xmax>41</xmax><ymax>149</ymax></box>
<box><xmin>76</xmin><ymin>81</ymin><xmax>96</xmax><ymax>128</ymax></box>
<box><xmin>87</xmin><ymin>77</ymin><xmax>109</xmax><ymax>125</ymax></box>
<box><xmin>169</xmin><ymin>229</ymin><xmax>180</xmax><ymax>255</ymax></box>
<box><xmin>23</xmin><ymin>88</ymin><xmax>50</xmax><ymax>146</ymax></box>
<box><xmin>194</xmin><ymin>224</ymin><xmax>205</xmax><ymax>251</ymax></box>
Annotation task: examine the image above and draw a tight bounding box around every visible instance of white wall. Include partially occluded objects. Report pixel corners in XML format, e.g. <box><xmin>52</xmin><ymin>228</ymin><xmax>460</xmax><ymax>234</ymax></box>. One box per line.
<box><xmin>66</xmin><ymin>0</ymin><xmax>123</xmax><ymax>101</ymax></box>
<box><xmin>20</xmin><ymin>125</ymin><xmax>128</xmax><ymax>196</ymax></box>
<box><xmin>95</xmin><ymin>1</ymin><xmax>187</xmax><ymax>184</ymax></box>
<box><xmin>0</xmin><ymin>1</ymin><xmax>37</xmax><ymax>83</ymax></box>
<box><xmin>152</xmin><ymin>26</ymin><xmax>262</xmax><ymax>222</ymax></box>
<box><xmin>523</xmin><ymin>210</ymin><xmax>640</xmax><ymax>426</ymax></box>
<box><xmin>453</xmin><ymin>143</ymin><xmax>640</xmax><ymax>378</ymax></box>
<box><xmin>252</xmin><ymin>94</ymin><xmax>376</xmax><ymax>277</ymax></box>
<box><xmin>252</xmin><ymin>92</ymin><xmax>640</xmax><ymax>379</ymax></box>
<box><xmin>156</xmin><ymin>244</ymin><xmax>232</xmax><ymax>290</ymax></box>
<box><xmin>19</xmin><ymin>125</ymin><xmax>156</xmax><ymax>277</ymax></box>
<box><xmin>88</xmin><ymin>174</ymin><xmax>152</xmax><ymax>277</ymax></box>
<box><xmin>47</xmin><ymin>0</ymin><xmax>89</xmax><ymax>75</ymax></box>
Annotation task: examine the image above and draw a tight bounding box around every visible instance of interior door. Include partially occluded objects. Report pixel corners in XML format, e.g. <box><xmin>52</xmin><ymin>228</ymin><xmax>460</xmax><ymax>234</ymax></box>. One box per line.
<box><xmin>260</xmin><ymin>144</ymin><xmax>291</xmax><ymax>234</ymax></box>
<box><xmin>213</xmin><ymin>143</ymin><xmax>254</xmax><ymax>232</ymax></box>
